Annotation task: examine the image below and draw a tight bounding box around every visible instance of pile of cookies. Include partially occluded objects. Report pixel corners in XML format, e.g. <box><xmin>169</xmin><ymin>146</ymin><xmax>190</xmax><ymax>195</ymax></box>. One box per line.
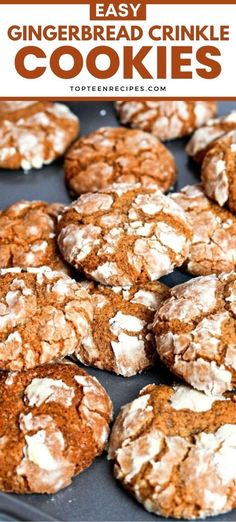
<box><xmin>0</xmin><ymin>102</ymin><xmax>113</xmax><ymax>496</ymax></box>
<box><xmin>0</xmin><ymin>100</ymin><xmax>236</xmax><ymax>520</ymax></box>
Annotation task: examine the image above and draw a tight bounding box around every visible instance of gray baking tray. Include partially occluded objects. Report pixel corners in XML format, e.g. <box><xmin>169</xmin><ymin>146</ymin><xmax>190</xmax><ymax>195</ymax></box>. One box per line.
<box><xmin>0</xmin><ymin>101</ymin><xmax>236</xmax><ymax>522</ymax></box>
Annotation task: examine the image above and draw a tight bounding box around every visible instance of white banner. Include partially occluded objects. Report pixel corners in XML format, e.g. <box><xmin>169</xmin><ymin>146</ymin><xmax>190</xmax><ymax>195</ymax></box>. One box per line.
<box><xmin>0</xmin><ymin>3</ymin><xmax>235</xmax><ymax>98</ymax></box>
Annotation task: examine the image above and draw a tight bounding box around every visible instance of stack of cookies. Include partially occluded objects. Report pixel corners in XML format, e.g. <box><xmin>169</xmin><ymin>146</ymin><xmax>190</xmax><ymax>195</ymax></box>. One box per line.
<box><xmin>0</xmin><ymin>99</ymin><xmax>236</xmax><ymax>521</ymax></box>
<box><xmin>0</xmin><ymin>101</ymin><xmax>113</xmax><ymax>496</ymax></box>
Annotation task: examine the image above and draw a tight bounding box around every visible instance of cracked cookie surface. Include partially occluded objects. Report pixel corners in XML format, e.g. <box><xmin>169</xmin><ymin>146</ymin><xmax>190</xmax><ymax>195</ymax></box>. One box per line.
<box><xmin>76</xmin><ymin>280</ymin><xmax>169</xmax><ymax>377</ymax></box>
<box><xmin>115</xmin><ymin>101</ymin><xmax>217</xmax><ymax>141</ymax></box>
<box><xmin>0</xmin><ymin>101</ymin><xmax>39</xmax><ymax>118</ymax></box>
<box><xmin>57</xmin><ymin>183</ymin><xmax>192</xmax><ymax>286</ymax></box>
<box><xmin>0</xmin><ymin>200</ymin><xmax>68</xmax><ymax>272</ymax></box>
<box><xmin>0</xmin><ymin>360</ymin><xmax>112</xmax><ymax>494</ymax></box>
<box><xmin>171</xmin><ymin>184</ymin><xmax>236</xmax><ymax>276</ymax></box>
<box><xmin>64</xmin><ymin>127</ymin><xmax>176</xmax><ymax>196</ymax></box>
<box><xmin>186</xmin><ymin>111</ymin><xmax>236</xmax><ymax>163</ymax></box>
<box><xmin>154</xmin><ymin>272</ymin><xmax>236</xmax><ymax>395</ymax></box>
<box><xmin>0</xmin><ymin>267</ymin><xmax>93</xmax><ymax>371</ymax></box>
<box><xmin>108</xmin><ymin>383</ymin><xmax>236</xmax><ymax>519</ymax></box>
<box><xmin>0</xmin><ymin>101</ymin><xmax>79</xmax><ymax>170</ymax></box>
<box><xmin>201</xmin><ymin>130</ymin><xmax>236</xmax><ymax>213</ymax></box>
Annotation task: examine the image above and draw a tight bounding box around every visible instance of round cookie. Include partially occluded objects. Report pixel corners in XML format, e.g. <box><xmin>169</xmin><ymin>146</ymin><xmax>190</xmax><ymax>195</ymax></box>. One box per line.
<box><xmin>115</xmin><ymin>101</ymin><xmax>217</xmax><ymax>141</ymax></box>
<box><xmin>0</xmin><ymin>267</ymin><xmax>93</xmax><ymax>371</ymax></box>
<box><xmin>0</xmin><ymin>360</ymin><xmax>112</xmax><ymax>494</ymax></box>
<box><xmin>76</xmin><ymin>280</ymin><xmax>169</xmax><ymax>377</ymax></box>
<box><xmin>171</xmin><ymin>184</ymin><xmax>236</xmax><ymax>276</ymax></box>
<box><xmin>186</xmin><ymin>111</ymin><xmax>236</xmax><ymax>163</ymax></box>
<box><xmin>57</xmin><ymin>183</ymin><xmax>192</xmax><ymax>286</ymax></box>
<box><xmin>0</xmin><ymin>101</ymin><xmax>79</xmax><ymax>170</ymax></box>
<box><xmin>154</xmin><ymin>272</ymin><xmax>236</xmax><ymax>395</ymax></box>
<box><xmin>0</xmin><ymin>200</ymin><xmax>68</xmax><ymax>272</ymax></box>
<box><xmin>108</xmin><ymin>383</ymin><xmax>236</xmax><ymax>519</ymax></box>
<box><xmin>201</xmin><ymin>130</ymin><xmax>236</xmax><ymax>213</ymax></box>
<box><xmin>64</xmin><ymin>127</ymin><xmax>176</xmax><ymax>196</ymax></box>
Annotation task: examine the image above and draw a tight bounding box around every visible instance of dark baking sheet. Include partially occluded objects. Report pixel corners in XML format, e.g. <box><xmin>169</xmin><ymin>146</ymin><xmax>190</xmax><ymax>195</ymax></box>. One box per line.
<box><xmin>0</xmin><ymin>101</ymin><xmax>236</xmax><ymax>522</ymax></box>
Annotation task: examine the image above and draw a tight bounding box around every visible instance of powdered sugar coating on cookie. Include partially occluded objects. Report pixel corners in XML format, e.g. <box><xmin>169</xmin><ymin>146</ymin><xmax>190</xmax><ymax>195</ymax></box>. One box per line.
<box><xmin>171</xmin><ymin>185</ymin><xmax>236</xmax><ymax>275</ymax></box>
<box><xmin>0</xmin><ymin>267</ymin><xmax>93</xmax><ymax>371</ymax></box>
<box><xmin>170</xmin><ymin>385</ymin><xmax>226</xmax><ymax>412</ymax></box>
<box><xmin>186</xmin><ymin>111</ymin><xmax>236</xmax><ymax>162</ymax></box>
<box><xmin>115</xmin><ymin>101</ymin><xmax>217</xmax><ymax>141</ymax></box>
<box><xmin>17</xmin><ymin>413</ymin><xmax>74</xmax><ymax>492</ymax></box>
<box><xmin>74</xmin><ymin>374</ymin><xmax>112</xmax><ymax>448</ymax></box>
<box><xmin>57</xmin><ymin>184</ymin><xmax>192</xmax><ymax>286</ymax></box>
<box><xmin>24</xmin><ymin>378</ymin><xmax>75</xmax><ymax>407</ymax></box>
<box><xmin>64</xmin><ymin>127</ymin><xmax>176</xmax><ymax>196</ymax></box>
<box><xmin>0</xmin><ymin>101</ymin><xmax>79</xmax><ymax>170</ymax></box>
<box><xmin>108</xmin><ymin>384</ymin><xmax>236</xmax><ymax>519</ymax></box>
<box><xmin>154</xmin><ymin>272</ymin><xmax>236</xmax><ymax>395</ymax></box>
<box><xmin>0</xmin><ymin>361</ymin><xmax>112</xmax><ymax>494</ymax></box>
<box><xmin>0</xmin><ymin>101</ymin><xmax>36</xmax><ymax>116</ymax></box>
<box><xmin>202</xmin><ymin>130</ymin><xmax>236</xmax><ymax>213</ymax></box>
<box><xmin>76</xmin><ymin>280</ymin><xmax>169</xmax><ymax>377</ymax></box>
<box><xmin>0</xmin><ymin>200</ymin><xmax>68</xmax><ymax>272</ymax></box>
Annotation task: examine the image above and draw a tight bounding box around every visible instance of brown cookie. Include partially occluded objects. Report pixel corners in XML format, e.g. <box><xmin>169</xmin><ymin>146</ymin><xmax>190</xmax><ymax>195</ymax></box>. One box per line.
<box><xmin>57</xmin><ymin>183</ymin><xmax>192</xmax><ymax>286</ymax></box>
<box><xmin>201</xmin><ymin>130</ymin><xmax>236</xmax><ymax>213</ymax></box>
<box><xmin>0</xmin><ymin>200</ymin><xmax>68</xmax><ymax>272</ymax></box>
<box><xmin>115</xmin><ymin>101</ymin><xmax>217</xmax><ymax>141</ymax></box>
<box><xmin>0</xmin><ymin>101</ymin><xmax>79</xmax><ymax>170</ymax></box>
<box><xmin>64</xmin><ymin>127</ymin><xmax>176</xmax><ymax>196</ymax></box>
<box><xmin>76</xmin><ymin>280</ymin><xmax>169</xmax><ymax>377</ymax></box>
<box><xmin>171</xmin><ymin>184</ymin><xmax>236</xmax><ymax>276</ymax></box>
<box><xmin>0</xmin><ymin>360</ymin><xmax>112</xmax><ymax>494</ymax></box>
<box><xmin>0</xmin><ymin>267</ymin><xmax>93</xmax><ymax>371</ymax></box>
<box><xmin>154</xmin><ymin>272</ymin><xmax>236</xmax><ymax>395</ymax></box>
<box><xmin>186</xmin><ymin>111</ymin><xmax>236</xmax><ymax>163</ymax></box>
<box><xmin>108</xmin><ymin>383</ymin><xmax>236</xmax><ymax>519</ymax></box>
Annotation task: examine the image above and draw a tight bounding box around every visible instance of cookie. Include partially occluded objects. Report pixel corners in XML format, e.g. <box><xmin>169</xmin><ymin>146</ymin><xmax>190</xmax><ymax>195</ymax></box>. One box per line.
<box><xmin>108</xmin><ymin>383</ymin><xmax>236</xmax><ymax>519</ymax></box>
<box><xmin>0</xmin><ymin>267</ymin><xmax>93</xmax><ymax>371</ymax></box>
<box><xmin>115</xmin><ymin>101</ymin><xmax>217</xmax><ymax>141</ymax></box>
<box><xmin>186</xmin><ymin>111</ymin><xmax>236</xmax><ymax>163</ymax></box>
<box><xmin>76</xmin><ymin>280</ymin><xmax>169</xmax><ymax>377</ymax></box>
<box><xmin>0</xmin><ymin>101</ymin><xmax>79</xmax><ymax>170</ymax></box>
<box><xmin>0</xmin><ymin>360</ymin><xmax>112</xmax><ymax>494</ymax></box>
<box><xmin>64</xmin><ymin>127</ymin><xmax>176</xmax><ymax>196</ymax></box>
<box><xmin>154</xmin><ymin>272</ymin><xmax>236</xmax><ymax>395</ymax></box>
<box><xmin>0</xmin><ymin>200</ymin><xmax>69</xmax><ymax>272</ymax></box>
<box><xmin>57</xmin><ymin>183</ymin><xmax>192</xmax><ymax>286</ymax></box>
<box><xmin>171</xmin><ymin>184</ymin><xmax>236</xmax><ymax>276</ymax></box>
<box><xmin>201</xmin><ymin>130</ymin><xmax>236</xmax><ymax>213</ymax></box>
